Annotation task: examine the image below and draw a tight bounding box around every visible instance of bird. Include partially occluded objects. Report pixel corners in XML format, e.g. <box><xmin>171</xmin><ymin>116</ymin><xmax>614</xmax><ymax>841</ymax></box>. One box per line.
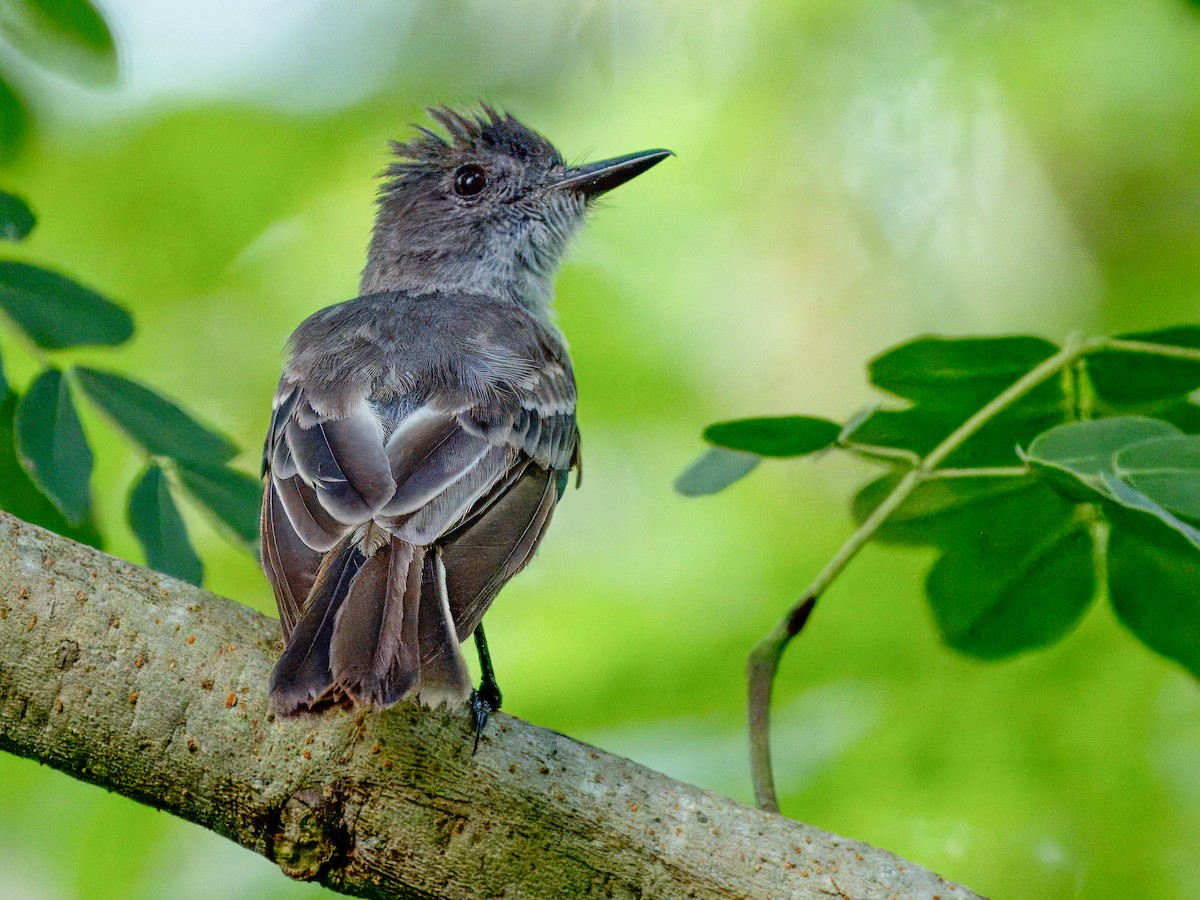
<box><xmin>260</xmin><ymin>105</ymin><xmax>670</xmax><ymax>734</ymax></box>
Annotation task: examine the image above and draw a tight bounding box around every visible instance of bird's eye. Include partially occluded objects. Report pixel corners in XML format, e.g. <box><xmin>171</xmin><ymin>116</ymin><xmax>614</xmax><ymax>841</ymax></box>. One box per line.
<box><xmin>453</xmin><ymin>165</ymin><xmax>488</xmax><ymax>198</ymax></box>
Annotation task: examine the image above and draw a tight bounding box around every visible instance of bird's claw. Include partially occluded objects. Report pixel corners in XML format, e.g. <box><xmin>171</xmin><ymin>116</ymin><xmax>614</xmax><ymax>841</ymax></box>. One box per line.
<box><xmin>470</xmin><ymin>681</ymin><xmax>502</xmax><ymax>754</ymax></box>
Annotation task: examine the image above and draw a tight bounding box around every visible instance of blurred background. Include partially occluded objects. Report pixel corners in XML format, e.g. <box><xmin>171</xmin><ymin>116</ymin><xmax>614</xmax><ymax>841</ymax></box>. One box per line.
<box><xmin>1</xmin><ymin>1</ymin><xmax>1198</xmax><ymax>897</ymax></box>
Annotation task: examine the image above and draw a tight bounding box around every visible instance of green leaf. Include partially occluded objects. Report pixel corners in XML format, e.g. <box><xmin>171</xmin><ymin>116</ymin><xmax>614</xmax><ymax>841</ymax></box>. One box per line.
<box><xmin>703</xmin><ymin>415</ymin><xmax>840</xmax><ymax>458</ymax></box>
<box><xmin>1020</xmin><ymin>415</ymin><xmax>1200</xmax><ymax>673</ymax></box>
<box><xmin>1131</xmin><ymin>397</ymin><xmax>1200</xmax><ymax>435</ymax></box>
<box><xmin>0</xmin><ymin>190</ymin><xmax>35</xmax><ymax>242</ymax></box>
<box><xmin>1087</xmin><ymin>327</ymin><xmax>1200</xmax><ymax>407</ymax></box>
<box><xmin>0</xmin><ymin>0</ymin><xmax>117</xmax><ymax>83</ymax></box>
<box><xmin>0</xmin><ymin>261</ymin><xmax>134</xmax><ymax>349</ymax></box>
<box><xmin>14</xmin><ymin>368</ymin><xmax>93</xmax><ymax>525</ymax></box>
<box><xmin>1114</xmin><ymin>434</ymin><xmax>1200</xmax><ymax>521</ymax></box>
<box><xmin>848</xmin><ymin>336</ymin><xmax>1069</xmax><ymax>467</ymax></box>
<box><xmin>854</xmin><ymin>471</ymin><xmax>1042</xmax><ymax>546</ymax></box>
<box><xmin>675</xmin><ymin>446</ymin><xmax>760</xmax><ymax>496</ymax></box>
<box><xmin>73</xmin><ymin>367</ymin><xmax>238</xmax><ymax>466</ymax></box>
<box><xmin>869</xmin><ymin>335</ymin><xmax>1060</xmax><ymax>405</ymax></box>
<box><xmin>925</xmin><ymin>500</ymin><xmax>1095</xmax><ymax>659</ymax></box>
<box><xmin>850</xmin><ymin>385</ymin><xmax>1067</xmax><ymax>467</ymax></box>
<box><xmin>128</xmin><ymin>464</ymin><xmax>202</xmax><ymax>585</ymax></box>
<box><xmin>1024</xmin><ymin>416</ymin><xmax>1181</xmax><ymax>498</ymax></box>
<box><xmin>1027</xmin><ymin>417</ymin><xmax>1200</xmax><ymax>548</ymax></box>
<box><xmin>176</xmin><ymin>462</ymin><xmax>261</xmax><ymax>545</ymax></box>
<box><xmin>853</xmin><ymin>464</ymin><xmax>1097</xmax><ymax>658</ymax></box>
<box><xmin>0</xmin><ymin>78</ymin><xmax>27</xmax><ymax>165</ymax></box>
<box><xmin>1107</xmin><ymin>507</ymin><xmax>1200</xmax><ymax>678</ymax></box>
<box><xmin>0</xmin><ymin>389</ymin><xmax>100</xmax><ymax>545</ymax></box>
<box><xmin>1098</xmin><ymin>473</ymin><xmax>1200</xmax><ymax>549</ymax></box>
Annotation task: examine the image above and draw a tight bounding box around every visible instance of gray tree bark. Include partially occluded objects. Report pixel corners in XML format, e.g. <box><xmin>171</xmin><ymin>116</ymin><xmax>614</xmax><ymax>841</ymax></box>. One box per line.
<box><xmin>0</xmin><ymin>512</ymin><xmax>985</xmax><ymax>899</ymax></box>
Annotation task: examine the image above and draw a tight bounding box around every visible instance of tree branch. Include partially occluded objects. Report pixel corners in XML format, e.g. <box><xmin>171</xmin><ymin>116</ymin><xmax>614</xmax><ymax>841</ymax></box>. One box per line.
<box><xmin>0</xmin><ymin>512</ymin><xmax>984</xmax><ymax>899</ymax></box>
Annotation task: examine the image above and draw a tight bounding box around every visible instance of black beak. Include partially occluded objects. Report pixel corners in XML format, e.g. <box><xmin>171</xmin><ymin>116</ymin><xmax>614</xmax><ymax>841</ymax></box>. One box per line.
<box><xmin>556</xmin><ymin>148</ymin><xmax>672</xmax><ymax>197</ymax></box>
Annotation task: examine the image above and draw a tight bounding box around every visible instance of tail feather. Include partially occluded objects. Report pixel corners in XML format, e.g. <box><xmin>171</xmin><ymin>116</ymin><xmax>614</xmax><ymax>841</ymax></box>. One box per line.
<box><xmin>414</xmin><ymin>549</ymin><xmax>473</xmax><ymax>707</ymax></box>
<box><xmin>268</xmin><ymin>463</ymin><xmax>566</xmax><ymax>717</ymax></box>
<box><xmin>329</xmin><ymin>538</ymin><xmax>425</xmax><ymax>707</ymax></box>
<box><xmin>269</xmin><ymin>539</ymin><xmax>364</xmax><ymax>715</ymax></box>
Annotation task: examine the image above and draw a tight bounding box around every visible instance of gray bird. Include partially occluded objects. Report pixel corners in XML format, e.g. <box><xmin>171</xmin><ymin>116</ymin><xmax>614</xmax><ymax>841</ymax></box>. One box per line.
<box><xmin>261</xmin><ymin>106</ymin><xmax>669</xmax><ymax>728</ymax></box>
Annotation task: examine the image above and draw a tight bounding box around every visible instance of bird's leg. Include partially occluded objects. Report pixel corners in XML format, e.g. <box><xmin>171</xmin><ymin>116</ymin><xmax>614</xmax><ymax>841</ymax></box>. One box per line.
<box><xmin>470</xmin><ymin>623</ymin><xmax>502</xmax><ymax>753</ymax></box>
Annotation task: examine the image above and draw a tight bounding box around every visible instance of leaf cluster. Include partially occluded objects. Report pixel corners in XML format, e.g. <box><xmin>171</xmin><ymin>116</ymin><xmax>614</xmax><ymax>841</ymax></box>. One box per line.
<box><xmin>0</xmin><ymin>192</ymin><xmax>260</xmax><ymax>585</ymax></box>
<box><xmin>681</xmin><ymin>331</ymin><xmax>1200</xmax><ymax>678</ymax></box>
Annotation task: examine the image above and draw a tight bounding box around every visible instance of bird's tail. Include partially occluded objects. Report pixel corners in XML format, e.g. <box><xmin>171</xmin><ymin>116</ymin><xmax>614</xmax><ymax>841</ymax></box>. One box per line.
<box><xmin>269</xmin><ymin>535</ymin><xmax>471</xmax><ymax>715</ymax></box>
<box><xmin>414</xmin><ymin>550</ymin><xmax>474</xmax><ymax>708</ymax></box>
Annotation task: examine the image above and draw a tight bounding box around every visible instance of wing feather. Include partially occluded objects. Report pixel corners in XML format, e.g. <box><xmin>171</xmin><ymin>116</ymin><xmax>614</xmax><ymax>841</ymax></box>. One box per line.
<box><xmin>434</xmin><ymin>465</ymin><xmax>559</xmax><ymax>644</ymax></box>
<box><xmin>384</xmin><ymin>428</ymin><xmax>495</xmax><ymax>516</ymax></box>
<box><xmin>272</xmin><ymin>472</ymin><xmax>350</xmax><ymax>551</ymax></box>
<box><xmin>260</xmin><ymin>480</ymin><xmax>321</xmax><ymax>637</ymax></box>
<box><xmin>285</xmin><ymin>399</ymin><xmax>396</xmax><ymax>522</ymax></box>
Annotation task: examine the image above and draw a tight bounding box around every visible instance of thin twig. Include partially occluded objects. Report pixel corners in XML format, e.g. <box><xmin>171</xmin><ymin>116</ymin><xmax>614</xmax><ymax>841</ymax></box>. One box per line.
<box><xmin>925</xmin><ymin>466</ymin><xmax>1028</xmax><ymax>479</ymax></box>
<box><xmin>747</xmin><ymin>469</ymin><xmax>920</xmax><ymax>810</ymax></box>
<box><xmin>747</xmin><ymin>334</ymin><xmax>1107</xmax><ymax>811</ymax></box>
<box><xmin>1101</xmin><ymin>337</ymin><xmax>1200</xmax><ymax>361</ymax></box>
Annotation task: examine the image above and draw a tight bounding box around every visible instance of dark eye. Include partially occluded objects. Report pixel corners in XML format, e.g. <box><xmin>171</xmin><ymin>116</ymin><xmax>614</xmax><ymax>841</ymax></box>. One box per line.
<box><xmin>453</xmin><ymin>164</ymin><xmax>488</xmax><ymax>197</ymax></box>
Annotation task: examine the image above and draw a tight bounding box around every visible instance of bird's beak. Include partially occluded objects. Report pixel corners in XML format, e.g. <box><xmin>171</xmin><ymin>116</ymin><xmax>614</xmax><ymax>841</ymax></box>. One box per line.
<box><xmin>555</xmin><ymin>148</ymin><xmax>673</xmax><ymax>197</ymax></box>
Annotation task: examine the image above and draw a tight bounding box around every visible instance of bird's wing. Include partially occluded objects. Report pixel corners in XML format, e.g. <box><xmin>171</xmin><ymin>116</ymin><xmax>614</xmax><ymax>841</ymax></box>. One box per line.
<box><xmin>260</xmin><ymin>384</ymin><xmax>395</xmax><ymax>639</ymax></box>
<box><xmin>378</xmin><ymin>359</ymin><xmax>577</xmax><ymax>540</ymax></box>
<box><xmin>431</xmin><ymin>364</ymin><xmax>580</xmax><ymax>643</ymax></box>
<box><xmin>260</xmin><ymin>357</ymin><xmax>577</xmax><ymax>642</ymax></box>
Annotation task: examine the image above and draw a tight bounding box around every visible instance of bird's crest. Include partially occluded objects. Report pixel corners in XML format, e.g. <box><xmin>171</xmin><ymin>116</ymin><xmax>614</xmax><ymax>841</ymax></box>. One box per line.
<box><xmin>382</xmin><ymin>105</ymin><xmax>562</xmax><ymax>189</ymax></box>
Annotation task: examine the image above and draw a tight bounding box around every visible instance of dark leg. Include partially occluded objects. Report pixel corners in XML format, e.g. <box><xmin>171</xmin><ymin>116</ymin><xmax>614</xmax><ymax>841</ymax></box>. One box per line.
<box><xmin>470</xmin><ymin>623</ymin><xmax>502</xmax><ymax>753</ymax></box>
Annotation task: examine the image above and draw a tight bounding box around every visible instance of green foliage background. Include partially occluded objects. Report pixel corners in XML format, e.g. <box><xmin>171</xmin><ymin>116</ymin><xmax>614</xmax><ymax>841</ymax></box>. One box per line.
<box><xmin>2</xmin><ymin>1</ymin><xmax>1199</xmax><ymax>897</ymax></box>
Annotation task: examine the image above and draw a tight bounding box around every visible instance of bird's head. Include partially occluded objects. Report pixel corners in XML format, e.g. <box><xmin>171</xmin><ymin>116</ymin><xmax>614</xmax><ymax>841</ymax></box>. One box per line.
<box><xmin>361</xmin><ymin>105</ymin><xmax>670</xmax><ymax>311</ymax></box>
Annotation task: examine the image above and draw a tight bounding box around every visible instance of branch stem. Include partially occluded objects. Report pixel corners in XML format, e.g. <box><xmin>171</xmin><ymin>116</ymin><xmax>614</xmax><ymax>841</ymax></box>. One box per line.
<box><xmin>747</xmin><ymin>334</ymin><xmax>1103</xmax><ymax>810</ymax></box>
<box><xmin>1101</xmin><ymin>337</ymin><xmax>1200</xmax><ymax>361</ymax></box>
<box><xmin>926</xmin><ymin>466</ymin><xmax>1028</xmax><ymax>479</ymax></box>
<box><xmin>0</xmin><ymin>512</ymin><xmax>987</xmax><ymax>899</ymax></box>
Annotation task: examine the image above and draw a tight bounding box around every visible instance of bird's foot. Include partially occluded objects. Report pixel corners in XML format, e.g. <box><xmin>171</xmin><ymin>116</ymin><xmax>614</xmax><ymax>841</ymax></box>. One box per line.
<box><xmin>469</xmin><ymin>680</ymin><xmax>502</xmax><ymax>754</ymax></box>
